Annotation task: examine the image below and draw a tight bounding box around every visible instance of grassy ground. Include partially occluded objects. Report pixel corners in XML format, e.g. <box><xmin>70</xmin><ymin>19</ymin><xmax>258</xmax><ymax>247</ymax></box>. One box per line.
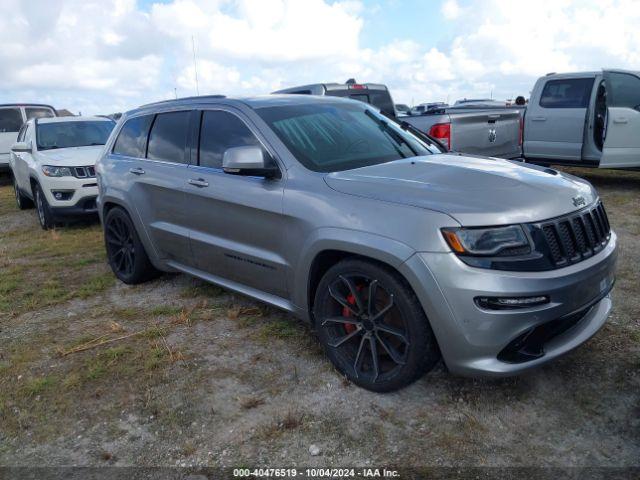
<box><xmin>0</xmin><ymin>167</ymin><xmax>638</xmax><ymax>467</ymax></box>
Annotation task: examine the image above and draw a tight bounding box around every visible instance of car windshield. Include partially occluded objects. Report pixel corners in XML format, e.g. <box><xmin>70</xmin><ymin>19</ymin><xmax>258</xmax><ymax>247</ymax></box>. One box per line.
<box><xmin>36</xmin><ymin>121</ymin><xmax>114</xmax><ymax>151</ymax></box>
<box><xmin>256</xmin><ymin>102</ymin><xmax>442</xmax><ymax>172</ymax></box>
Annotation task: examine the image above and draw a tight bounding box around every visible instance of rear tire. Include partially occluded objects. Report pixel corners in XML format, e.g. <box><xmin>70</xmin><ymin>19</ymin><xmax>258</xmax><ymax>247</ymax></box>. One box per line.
<box><xmin>34</xmin><ymin>183</ymin><xmax>55</xmax><ymax>230</ymax></box>
<box><xmin>104</xmin><ymin>207</ymin><xmax>160</xmax><ymax>284</ymax></box>
<box><xmin>12</xmin><ymin>173</ymin><xmax>33</xmax><ymax>210</ymax></box>
<box><xmin>313</xmin><ymin>258</ymin><xmax>440</xmax><ymax>392</ymax></box>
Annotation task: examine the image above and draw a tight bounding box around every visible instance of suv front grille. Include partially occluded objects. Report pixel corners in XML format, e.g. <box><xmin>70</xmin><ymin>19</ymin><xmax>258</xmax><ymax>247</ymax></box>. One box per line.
<box><xmin>73</xmin><ymin>166</ymin><xmax>96</xmax><ymax>179</ymax></box>
<box><xmin>535</xmin><ymin>201</ymin><xmax>611</xmax><ymax>268</ymax></box>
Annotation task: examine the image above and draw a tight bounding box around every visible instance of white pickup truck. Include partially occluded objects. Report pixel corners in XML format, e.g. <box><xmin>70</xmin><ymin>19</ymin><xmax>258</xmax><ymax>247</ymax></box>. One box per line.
<box><xmin>523</xmin><ymin>69</ymin><xmax>640</xmax><ymax>169</ymax></box>
<box><xmin>1</xmin><ymin>104</ymin><xmax>57</xmax><ymax>172</ymax></box>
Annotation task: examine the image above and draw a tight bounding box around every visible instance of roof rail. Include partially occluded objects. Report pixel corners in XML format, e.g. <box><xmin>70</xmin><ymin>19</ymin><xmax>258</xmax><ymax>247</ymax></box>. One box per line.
<box><xmin>139</xmin><ymin>94</ymin><xmax>226</xmax><ymax>109</ymax></box>
<box><xmin>546</xmin><ymin>72</ymin><xmax>556</xmax><ymax>76</ymax></box>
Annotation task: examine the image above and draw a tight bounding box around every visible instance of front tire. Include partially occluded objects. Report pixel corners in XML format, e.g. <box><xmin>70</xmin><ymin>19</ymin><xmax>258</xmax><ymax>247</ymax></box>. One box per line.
<box><xmin>314</xmin><ymin>258</ymin><xmax>440</xmax><ymax>392</ymax></box>
<box><xmin>104</xmin><ymin>207</ymin><xmax>159</xmax><ymax>284</ymax></box>
<box><xmin>12</xmin><ymin>173</ymin><xmax>33</xmax><ymax>210</ymax></box>
<box><xmin>34</xmin><ymin>183</ymin><xmax>55</xmax><ymax>230</ymax></box>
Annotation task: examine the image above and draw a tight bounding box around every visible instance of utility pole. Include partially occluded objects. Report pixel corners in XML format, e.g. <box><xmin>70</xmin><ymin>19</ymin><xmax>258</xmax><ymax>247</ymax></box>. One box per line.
<box><xmin>191</xmin><ymin>35</ymin><xmax>200</xmax><ymax>96</ymax></box>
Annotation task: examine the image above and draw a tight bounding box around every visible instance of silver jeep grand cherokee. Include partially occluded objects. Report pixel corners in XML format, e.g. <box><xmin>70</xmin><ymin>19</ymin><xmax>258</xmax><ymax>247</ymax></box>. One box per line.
<box><xmin>96</xmin><ymin>95</ymin><xmax>617</xmax><ymax>392</ymax></box>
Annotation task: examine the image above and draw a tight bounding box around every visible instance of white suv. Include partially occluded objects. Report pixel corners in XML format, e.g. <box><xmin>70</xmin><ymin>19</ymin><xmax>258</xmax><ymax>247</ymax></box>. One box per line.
<box><xmin>10</xmin><ymin>116</ymin><xmax>115</xmax><ymax>229</ymax></box>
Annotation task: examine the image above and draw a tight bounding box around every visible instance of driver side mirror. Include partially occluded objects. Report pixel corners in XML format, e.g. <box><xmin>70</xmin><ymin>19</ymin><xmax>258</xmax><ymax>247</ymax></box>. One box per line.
<box><xmin>11</xmin><ymin>141</ymin><xmax>31</xmax><ymax>153</ymax></box>
<box><xmin>222</xmin><ymin>146</ymin><xmax>280</xmax><ymax>179</ymax></box>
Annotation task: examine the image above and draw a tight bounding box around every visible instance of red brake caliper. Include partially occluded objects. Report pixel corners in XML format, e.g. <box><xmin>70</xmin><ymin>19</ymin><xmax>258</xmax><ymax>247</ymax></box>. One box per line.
<box><xmin>342</xmin><ymin>288</ymin><xmax>362</xmax><ymax>334</ymax></box>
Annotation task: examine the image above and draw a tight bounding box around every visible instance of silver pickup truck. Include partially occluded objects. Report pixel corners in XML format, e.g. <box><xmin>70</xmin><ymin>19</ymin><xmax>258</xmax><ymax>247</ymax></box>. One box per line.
<box><xmin>523</xmin><ymin>69</ymin><xmax>640</xmax><ymax>169</ymax></box>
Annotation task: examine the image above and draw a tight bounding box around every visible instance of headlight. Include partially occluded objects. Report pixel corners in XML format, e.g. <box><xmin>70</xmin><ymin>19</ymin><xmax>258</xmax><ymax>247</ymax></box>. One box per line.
<box><xmin>42</xmin><ymin>165</ymin><xmax>74</xmax><ymax>177</ymax></box>
<box><xmin>442</xmin><ymin>225</ymin><xmax>531</xmax><ymax>256</ymax></box>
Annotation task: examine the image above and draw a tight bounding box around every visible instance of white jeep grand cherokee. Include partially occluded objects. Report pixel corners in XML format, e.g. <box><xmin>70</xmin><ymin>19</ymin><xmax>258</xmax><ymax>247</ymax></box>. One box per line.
<box><xmin>9</xmin><ymin>116</ymin><xmax>115</xmax><ymax>229</ymax></box>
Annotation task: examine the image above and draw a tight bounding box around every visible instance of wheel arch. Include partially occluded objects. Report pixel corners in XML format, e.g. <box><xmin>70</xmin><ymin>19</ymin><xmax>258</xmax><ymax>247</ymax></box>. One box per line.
<box><xmin>294</xmin><ymin>229</ymin><xmax>416</xmax><ymax>323</ymax></box>
<box><xmin>100</xmin><ymin>195</ymin><xmax>166</xmax><ymax>272</ymax></box>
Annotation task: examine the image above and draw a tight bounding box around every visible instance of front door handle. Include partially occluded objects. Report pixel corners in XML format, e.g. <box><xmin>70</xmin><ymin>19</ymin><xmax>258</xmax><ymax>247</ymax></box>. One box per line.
<box><xmin>613</xmin><ymin>117</ymin><xmax>628</xmax><ymax>124</ymax></box>
<box><xmin>531</xmin><ymin>116</ymin><xmax>546</xmax><ymax>121</ymax></box>
<box><xmin>129</xmin><ymin>167</ymin><xmax>145</xmax><ymax>175</ymax></box>
<box><xmin>188</xmin><ymin>178</ymin><xmax>209</xmax><ymax>188</ymax></box>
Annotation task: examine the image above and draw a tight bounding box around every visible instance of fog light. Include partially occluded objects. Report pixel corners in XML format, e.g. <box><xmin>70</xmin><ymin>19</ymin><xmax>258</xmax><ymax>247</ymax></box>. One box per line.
<box><xmin>51</xmin><ymin>190</ymin><xmax>73</xmax><ymax>201</ymax></box>
<box><xmin>475</xmin><ymin>295</ymin><xmax>550</xmax><ymax>310</ymax></box>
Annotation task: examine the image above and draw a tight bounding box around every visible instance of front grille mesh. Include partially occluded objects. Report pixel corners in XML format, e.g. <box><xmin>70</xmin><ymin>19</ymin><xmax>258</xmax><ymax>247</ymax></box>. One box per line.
<box><xmin>538</xmin><ymin>201</ymin><xmax>611</xmax><ymax>267</ymax></box>
<box><xmin>72</xmin><ymin>166</ymin><xmax>96</xmax><ymax>179</ymax></box>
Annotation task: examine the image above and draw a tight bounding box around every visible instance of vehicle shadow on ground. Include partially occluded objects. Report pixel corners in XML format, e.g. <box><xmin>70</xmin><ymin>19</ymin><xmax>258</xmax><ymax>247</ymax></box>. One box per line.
<box><xmin>0</xmin><ymin>172</ymin><xmax>11</xmax><ymax>187</ymax></box>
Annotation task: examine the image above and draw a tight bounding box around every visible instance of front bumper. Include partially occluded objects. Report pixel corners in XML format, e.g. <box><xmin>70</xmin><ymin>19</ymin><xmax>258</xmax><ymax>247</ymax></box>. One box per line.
<box><xmin>50</xmin><ymin>195</ymin><xmax>98</xmax><ymax>217</ymax></box>
<box><xmin>400</xmin><ymin>231</ymin><xmax>617</xmax><ymax>376</ymax></box>
<box><xmin>39</xmin><ymin>175</ymin><xmax>98</xmax><ymax>214</ymax></box>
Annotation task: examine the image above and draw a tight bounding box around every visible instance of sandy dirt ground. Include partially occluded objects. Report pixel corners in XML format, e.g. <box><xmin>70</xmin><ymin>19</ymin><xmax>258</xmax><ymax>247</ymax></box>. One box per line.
<box><xmin>0</xmin><ymin>166</ymin><xmax>638</xmax><ymax>468</ymax></box>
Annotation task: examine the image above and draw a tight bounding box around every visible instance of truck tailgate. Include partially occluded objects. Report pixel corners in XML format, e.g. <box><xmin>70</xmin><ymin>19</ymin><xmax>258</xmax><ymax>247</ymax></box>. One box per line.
<box><xmin>450</xmin><ymin>109</ymin><xmax>521</xmax><ymax>158</ymax></box>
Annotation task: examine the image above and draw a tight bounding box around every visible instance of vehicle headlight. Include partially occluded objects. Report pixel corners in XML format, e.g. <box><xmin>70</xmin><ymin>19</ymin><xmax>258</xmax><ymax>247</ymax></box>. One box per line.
<box><xmin>42</xmin><ymin>165</ymin><xmax>74</xmax><ymax>177</ymax></box>
<box><xmin>441</xmin><ymin>225</ymin><xmax>531</xmax><ymax>256</ymax></box>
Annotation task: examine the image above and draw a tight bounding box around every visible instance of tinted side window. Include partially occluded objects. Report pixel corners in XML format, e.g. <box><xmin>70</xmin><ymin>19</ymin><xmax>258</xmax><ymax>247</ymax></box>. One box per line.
<box><xmin>25</xmin><ymin>107</ymin><xmax>55</xmax><ymax>120</ymax></box>
<box><xmin>539</xmin><ymin>78</ymin><xmax>594</xmax><ymax>108</ymax></box>
<box><xmin>147</xmin><ymin>111</ymin><xmax>191</xmax><ymax>164</ymax></box>
<box><xmin>0</xmin><ymin>108</ymin><xmax>23</xmax><ymax>133</ymax></box>
<box><xmin>112</xmin><ymin>115</ymin><xmax>153</xmax><ymax>158</ymax></box>
<box><xmin>328</xmin><ymin>88</ymin><xmax>395</xmax><ymax>117</ymax></box>
<box><xmin>608</xmin><ymin>72</ymin><xmax>640</xmax><ymax>111</ymax></box>
<box><xmin>198</xmin><ymin>111</ymin><xmax>261</xmax><ymax>169</ymax></box>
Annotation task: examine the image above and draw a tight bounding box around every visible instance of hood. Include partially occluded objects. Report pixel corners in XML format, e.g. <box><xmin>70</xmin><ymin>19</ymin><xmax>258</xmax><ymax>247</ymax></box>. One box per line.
<box><xmin>324</xmin><ymin>154</ymin><xmax>597</xmax><ymax>226</ymax></box>
<box><xmin>37</xmin><ymin>145</ymin><xmax>105</xmax><ymax>166</ymax></box>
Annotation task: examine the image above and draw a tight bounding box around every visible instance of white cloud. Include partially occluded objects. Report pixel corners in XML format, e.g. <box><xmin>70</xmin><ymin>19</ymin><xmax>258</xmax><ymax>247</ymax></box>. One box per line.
<box><xmin>0</xmin><ymin>0</ymin><xmax>639</xmax><ymax>113</ymax></box>
<box><xmin>441</xmin><ymin>0</ymin><xmax>462</xmax><ymax>19</ymax></box>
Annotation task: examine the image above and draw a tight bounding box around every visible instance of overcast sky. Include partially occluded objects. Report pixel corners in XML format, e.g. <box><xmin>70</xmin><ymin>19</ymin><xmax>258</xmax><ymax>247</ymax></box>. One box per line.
<box><xmin>1</xmin><ymin>0</ymin><xmax>638</xmax><ymax>114</ymax></box>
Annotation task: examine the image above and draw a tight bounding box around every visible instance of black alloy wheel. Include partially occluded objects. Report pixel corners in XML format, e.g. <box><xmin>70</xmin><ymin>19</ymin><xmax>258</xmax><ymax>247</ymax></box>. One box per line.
<box><xmin>314</xmin><ymin>259</ymin><xmax>440</xmax><ymax>392</ymax></box>
<box><xmin>104</xmin><ymin>207</ymin><xmax>159</xmax><ymax>284</ymax></box>
<box><xmin>106</xmin><ymin>214</ymin><xmax>136</xmax><ymax>278</ymax></box>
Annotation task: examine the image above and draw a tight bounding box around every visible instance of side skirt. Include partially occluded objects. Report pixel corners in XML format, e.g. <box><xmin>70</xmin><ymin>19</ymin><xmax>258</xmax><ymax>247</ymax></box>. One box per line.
<box><xmin>166</xmin><ymin>260</ymin><xmax>303</xmax><ymax>318</ymax></box>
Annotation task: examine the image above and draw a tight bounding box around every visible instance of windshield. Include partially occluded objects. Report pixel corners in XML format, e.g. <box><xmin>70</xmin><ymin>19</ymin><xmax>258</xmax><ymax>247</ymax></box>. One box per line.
<box><xmin>256</xmin><ymin>102</ymin><xmax>442</xmax><ymax>172</ymax></box>
<box><xmin>36</xmin><ymin>121</ymin><xmax>114</xmax><ymax>151</ymax></box>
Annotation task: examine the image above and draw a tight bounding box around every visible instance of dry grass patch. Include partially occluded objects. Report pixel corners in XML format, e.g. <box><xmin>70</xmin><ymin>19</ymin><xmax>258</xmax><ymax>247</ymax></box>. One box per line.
<box><xmin>0</xmin><ymin>221</ymin><xmax>111</xmax><ymax>316</ymax></box>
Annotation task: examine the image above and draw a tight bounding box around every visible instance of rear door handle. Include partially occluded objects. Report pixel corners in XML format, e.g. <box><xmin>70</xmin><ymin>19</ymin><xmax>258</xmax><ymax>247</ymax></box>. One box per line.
<box><xmin>531</xmin><ymin>116</ymin><xmax>546</xmax><ymax>121</ymax></box>
<box><xmin>129</xmin><ymin>167</ymin><xmax>145</xmax><ymax>175</ymax></box>
<box><xmin>188</xmin><ymin>178</ymin><xmax>209</xmax><ymax>188</ymax></box>
<box><xmin>613</xmin><ymin>117</ymin><xmax>628</xmax><ymax>124</ymax></box>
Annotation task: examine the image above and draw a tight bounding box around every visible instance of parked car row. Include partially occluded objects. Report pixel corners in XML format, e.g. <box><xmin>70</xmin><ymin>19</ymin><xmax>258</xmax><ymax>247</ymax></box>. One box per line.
<box><xmin>277</xmin><ymin>70</ymin><xmax>640</xmax><ymax>169</ymax></box>
<box><xmin>1</xmin><ymin>71</ymin><xmax>622</xmax><ymax>392</ymax></box>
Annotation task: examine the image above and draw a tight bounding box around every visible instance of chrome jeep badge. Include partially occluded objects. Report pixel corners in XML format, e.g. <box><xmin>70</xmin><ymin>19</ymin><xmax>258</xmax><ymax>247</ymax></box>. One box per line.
<box><xmin>572</xmin><ymin>196</ymin><xmax>586</xmax><ymax>207</ymax></box>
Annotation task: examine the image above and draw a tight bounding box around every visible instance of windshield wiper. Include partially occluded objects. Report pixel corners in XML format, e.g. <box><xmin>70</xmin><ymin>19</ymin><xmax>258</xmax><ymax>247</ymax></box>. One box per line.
<box><xmin>365</xmin><ymin>110</ymin><xmax>418</xmax><ymax>157</ymax></box>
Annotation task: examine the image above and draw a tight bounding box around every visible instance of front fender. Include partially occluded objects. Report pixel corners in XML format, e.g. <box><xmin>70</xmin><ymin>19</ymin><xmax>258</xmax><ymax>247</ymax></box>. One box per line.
<box><xmin>291</xmin><ymin>227</ymin><xmax>416</xmax><ymax>317</ymax></box>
